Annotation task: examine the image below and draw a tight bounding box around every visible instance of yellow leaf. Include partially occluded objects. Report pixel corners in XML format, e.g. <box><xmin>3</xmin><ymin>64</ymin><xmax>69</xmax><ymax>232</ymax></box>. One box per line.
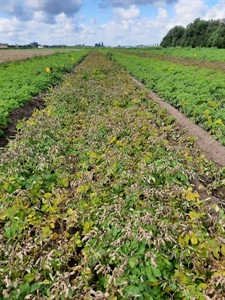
<box><xmin>76</xmin><ymin>239</ymin><xmax>82</xmax><ymax>247</ymax></box>
<box><xmin>204</xmin><ymin>109</ymin><xmax>210</xmax><ymax>115</ymax></box>
<box><xmin>215</xmin><ymin>119</ymin><xmax>223</xmax><ymax>125</ymax></box>
<box><xmin>42</xmin><ymin>226</ymin><xmax>52</xmax><ymax>237</ymax></box>
<box><xmin>137</xmin><ymin>200</ymin><xmax>146</xmax><ymax>207</ymax></box>
<box><xmin>42</xmin><ymin>279</ymin><xmax>51</xmax><ymax>284</ymax></box>
<box><xmin>27</xmin><ymin>119</ymin><xmax>36</xmax><ymax>126</ymax></box>
<box><xmin>211</xmin><ymin>243</ymin><xmax>221</xmax><ymax>259</ymax></box>
<box><xmin>76</xmin><ymin>185</ymin><xmax>89</xmax><ymax>194</ymax></box>
<box><xmin>82</xmin><ymin>221</ymin><xmax>94</xmax><ymax>233</ymax></box>
<box><xmin>188</xmin><ymin>231</ymin><xmax>198</xmax><ymax>245</ymax></box>
<box><xmin>116</xmin><ymin>140</ymin><xmax>124</xmax><ymax>147</ymax></box>
<box><xmin>178</xmin><ymin>234</ymin><xmax>185</xmax><ymax>248</ymax></box>
<box><xmin>199</xmin><ymin>283</ymin><xmax>207</xmax><ymax>290</ymax></box>
<box><xmin>109</xmin><ymin>136</ymin><xmax>117</xmax><ymax>144</ymax></box>
<box><xmin>50</xmin><ymin>222</ymin><xmax>55</xmax><ymax>229</ymax></box>
<box><xmin>183</xmin><ymin>188</ymin><xmax>199</xmax><ymax>201</ymax></box>
<box><xmin>221</xmin><ymin>244</ymin><xmax>225</xmax><ymax>256</ymax></box>
<box><xmin>51</xmin><ymin>232</ymin><xmax>58</xmax><ymax>240</ymax></box>
<box><xmin>184</xmin><ymin>234</ymin><xmax>190</xmax><ymax>245</ymax></box>
<box><xmin>214</xmin><ymin>204</ymin><xmax>220</xmax><ymax>212</ymax></box>
<box><xmin>190</xmin><ymin>234</ymin><xmax>198</xmax><ymax>245</ymax></box>
<box><xmin>60</xmin><ymin>178</ymin><xmax>69</xmax><ymax>187</ymax></box>
<box><xmin>151</xmin><ymin>281</ymin><xmax>159</xmax><ymax>286</ymax></box>
<box><xmin>164</xmin><ymin>125</ymin><xmax>172</xmax><ymax>131</ymax></box>
<box><xmin>174</xmin><ymin>270</ymin><xmax>188</xmax><ymax>284</ymax></box>
<box><xmin>189</xmin><ymin>211</ymin><xmax>198</xmax><ymax>219</ymax></box>
<box><xmin>183</xmin><ymin>150</ymin><xmax>189</xmax><ymax>159</ymax></box>
<box><xmin>67</xmin><ymin>208</ymin><xmax>74</xmax><ymax>215</ymax></box>
<box><xmin>43</xmin><ymin>193</ymin><xmax>52</xmax><ymax>199</ymax></box>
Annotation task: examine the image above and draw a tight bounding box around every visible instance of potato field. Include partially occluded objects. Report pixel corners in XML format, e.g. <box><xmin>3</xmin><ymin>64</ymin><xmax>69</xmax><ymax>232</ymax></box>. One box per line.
<box><xmin>0</xmin><ymin>49</ymin><xmax>225</xmax><ymax>300</ymax></box>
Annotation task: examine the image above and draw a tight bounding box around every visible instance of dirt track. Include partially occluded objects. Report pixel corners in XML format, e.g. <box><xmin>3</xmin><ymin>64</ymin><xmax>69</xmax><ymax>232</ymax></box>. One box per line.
<box><xmin>0</xmin><ymin>49</ymin><xmax>68</xmax><ymax>63</ymax></box>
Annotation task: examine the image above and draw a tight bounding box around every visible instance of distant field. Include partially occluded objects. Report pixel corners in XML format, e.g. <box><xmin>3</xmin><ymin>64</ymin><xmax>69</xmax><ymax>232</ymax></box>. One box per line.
<box><xmin>126</xmin><ymin>47</ymin><xmax>225</xmax><ymax>62</ymax></box>
<box><xmin>0</xmin><ymin>48</ymin><xmax>77</xmax><ymax>63</ymax></box>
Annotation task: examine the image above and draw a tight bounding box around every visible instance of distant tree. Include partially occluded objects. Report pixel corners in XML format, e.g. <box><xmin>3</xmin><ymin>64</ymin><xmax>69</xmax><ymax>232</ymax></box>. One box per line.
<box><xmin>30</xmin><ymin>42</ymin><xmax>39</xmax><ymax>47</ymax></box>
<box><xmin>160</xmin><ymin>26</ymin><xmax>185</xmax><ymax>47</ymax></box>
<box><xmin>95</xmin><ymin>42</ymin><xmax>104</xmax><ymax>47</ymax></box>
<box><xmin>160</xmin><ymin>18</ymin><xmax>225</xmax><ymax>48</ymax></box>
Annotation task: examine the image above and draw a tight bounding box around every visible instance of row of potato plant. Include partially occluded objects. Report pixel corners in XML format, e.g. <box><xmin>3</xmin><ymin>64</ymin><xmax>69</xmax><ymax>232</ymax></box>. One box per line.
<box><xmin>109</xmin><ymin>50</ymin><xmax>225</xmax><ymax>145</ymax></box>
<box><xmin>0</xmin><ymin>51</ymin><xmax>225</xmax><ymax>299</ymax></box>
<box><xmin>0</xmin><ymin>50</ymin><xmax>89</xmax><ymax>135</ymax></box>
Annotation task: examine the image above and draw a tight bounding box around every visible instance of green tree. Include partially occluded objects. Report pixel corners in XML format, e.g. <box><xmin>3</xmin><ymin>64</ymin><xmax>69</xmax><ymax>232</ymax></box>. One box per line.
<box><xmin>160</xmin><ymin>18</ymin><xmax>225</xmax><ymax>49</ymax></box>
<box><xmin>160</xmin><ymin>26</ymin><xmax>185</xmax><ymax>47</ymax></box>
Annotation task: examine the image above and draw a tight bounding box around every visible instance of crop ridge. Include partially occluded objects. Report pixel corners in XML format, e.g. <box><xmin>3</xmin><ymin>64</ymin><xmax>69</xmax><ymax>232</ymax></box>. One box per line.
<box><xmin>131</xmin><ymin>76</ymin><xmax>225</xmax><ymax>168</ymax></box>
<box><xmin>0</xmin><ymin>51</ymin><xmax>225</xmax><ymax>299</ymax></box>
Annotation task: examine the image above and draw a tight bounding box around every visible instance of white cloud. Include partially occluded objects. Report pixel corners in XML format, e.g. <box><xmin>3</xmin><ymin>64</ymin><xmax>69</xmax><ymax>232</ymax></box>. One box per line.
<box><xmin>100</xmin><ymin>0</ymin><xmax>178</xmax><ymax>8</ymax></box>
<box><xmin>203</xmin><ymin>0</ymin><xmax>225</xmax><ymax>20</ymax></box>
<box><xmin>90</xmin><ymin>18</ymin><xmax>98</xmax><ymax>24</ymax></box>
<box><xmin>1</xmin><ymin>0</ymin><xmax>225</xmax><ymax>47</ymax></box>
<box><xmin>25</xmin><ymin>0</ymin><xmax>82</xmax><ymax>19</ymax></box>
<box><xmin>163</xmin><ymin>0</ymin><xmax>225</xmax><ymax>35</ymax></box>
<box><xmin>1</xmin><ymin>17</ymin><xmax>30</xmax><ymax>43</ymax></box>
<box><xmin>2</xmin><ymin>0</ymin><xmax>24</xmax><ymax>15</ymax></box>
<box><xmin>113</xmin><ymin>5</ymin><xmax>140</xmax><ymax>20</ymax></box>
<box><xmin>173</xmin><ymin>0</ymin><xmax>207</xmax><ymax>26</ymax></box>
<box><xmin>1</xmin><ymin>0</ymin><xmax>30</xmax><ymax>20</ymax></box>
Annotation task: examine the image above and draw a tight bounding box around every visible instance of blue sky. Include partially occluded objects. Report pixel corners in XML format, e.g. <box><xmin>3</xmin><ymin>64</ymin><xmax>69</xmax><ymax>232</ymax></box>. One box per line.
<box><xmin>0</xmin><ymin>0</ymin><xmax>224</xmax><ymax>46</ymax></box>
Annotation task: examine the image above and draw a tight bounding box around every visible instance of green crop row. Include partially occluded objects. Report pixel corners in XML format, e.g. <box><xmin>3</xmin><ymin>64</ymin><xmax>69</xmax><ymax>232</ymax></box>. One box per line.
<box><xmin>0</xmin><ymin>50</ymin><xmax>89</xmax><ymax>134</ymax></box>
<box><xmin>110</xmin><ymin>50</ymin><xmax>225</xmax><ymax>145</ymax></box>
<box><xmin>124</xmin><ymin>47</ymin><xmax>225</xmax><ymax>62</ymax></box>
<box><xmin>0</xmin><ymin>51</ymin><xmax>225</xmax><ymax>299</ymax></box>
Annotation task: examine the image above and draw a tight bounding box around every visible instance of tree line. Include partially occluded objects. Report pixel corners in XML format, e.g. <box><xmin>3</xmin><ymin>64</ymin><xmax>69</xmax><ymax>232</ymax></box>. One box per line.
<box><xmin>160</xmin><ymin>18</ymin><xmax>225</xmax><ymax>48</ymax></box>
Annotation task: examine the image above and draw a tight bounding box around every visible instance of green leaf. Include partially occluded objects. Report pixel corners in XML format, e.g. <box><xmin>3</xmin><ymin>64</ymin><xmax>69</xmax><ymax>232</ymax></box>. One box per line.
<box><xmin>146</xmin><ymin>268</ymin><xmax>157</xmax><ymax>282</ymax></box>
<box><xmin>221</xmin><ymin>244</ymin><xmax>225</xmax><ymax>256</ymax></box>
<box><xmin>129</xmin><ymin>258</ymin><xmax>138</xmax><ymax>268</ymax></box>
<box><xmin>127</xmin><ymin>285</ymin><xmax>141</xmax><ymax>296</ymax></box>
<box><xmin>30</xmin><ymin>282</ymin><xmax>41</xmax><ymax>293</ymax></box>
<box><xmin>19</xmin><ymin>282</ymin><xmax>30</xmax><ymax>296</ymax></box>
<box><xmin>24</xmin><ymin>273</ymin><xmax>35</xmax><ymax>283</ymax></box>
<box><xmin>151</xmin><ymin>266</ymin><xmax>162</xmax><ymax>278</ymax></box>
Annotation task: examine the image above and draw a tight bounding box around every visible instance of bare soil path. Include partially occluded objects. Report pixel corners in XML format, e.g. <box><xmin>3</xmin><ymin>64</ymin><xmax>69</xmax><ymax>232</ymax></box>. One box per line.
<box><xmin>0</xmin><ymin>49</ymin><xmax>69</xmax><ymax>63</ymax></box>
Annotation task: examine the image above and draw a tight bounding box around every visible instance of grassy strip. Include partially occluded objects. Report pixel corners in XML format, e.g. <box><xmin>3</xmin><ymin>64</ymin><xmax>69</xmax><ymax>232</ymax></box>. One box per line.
<box><xmin>124</xmin><ymin>47</ymin><xmax>225</xmax><ymax>62</ymax></box>
<box><xmin>110</xmin><ymin>51</ymin><xmax>225</xmax><ymax>145</ymax></box>
<box><xmin>0</xmin><ymin>51</ymin><xmax>225</xmax><ymax>299</ymax></box>
<box><xmin>0</xmin><ymin>50</ymin><xmax>89</xmax><ymax>134</ymax></box>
